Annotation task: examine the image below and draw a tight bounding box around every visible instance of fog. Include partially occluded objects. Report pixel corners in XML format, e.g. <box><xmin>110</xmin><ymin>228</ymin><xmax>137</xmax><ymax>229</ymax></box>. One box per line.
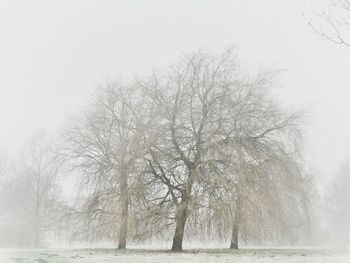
<box><xmin>0</xmin><ymin>0</ymin><xmax>350</xmax><ymax>261</ymax></box>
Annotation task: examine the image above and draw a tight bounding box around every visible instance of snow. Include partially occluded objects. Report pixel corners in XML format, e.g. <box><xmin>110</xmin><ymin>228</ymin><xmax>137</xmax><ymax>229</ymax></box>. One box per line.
<box><xmin>0</xmin><ymin>248</ymin><xmax>349</xmax><ymax>263</ymax></box>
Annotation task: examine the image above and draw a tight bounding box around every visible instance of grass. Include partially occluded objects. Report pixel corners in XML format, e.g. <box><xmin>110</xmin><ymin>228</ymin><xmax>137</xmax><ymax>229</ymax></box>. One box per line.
<box><xmin>0</xmin><ymin>247</ymin><xmax>348</xmax><ymax>263</ymax></box>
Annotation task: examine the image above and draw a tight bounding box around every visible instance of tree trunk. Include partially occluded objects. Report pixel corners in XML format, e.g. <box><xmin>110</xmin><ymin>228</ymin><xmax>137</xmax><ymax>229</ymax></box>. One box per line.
<box><xmin>34</xmin><ymin>223</ymin><xmax>40</xmax><ymax>248</ymax></box>
<box><xmin>230</xmin><ymin>218</ymin><xmax>239</xmax><ymax>249</ymax></box>
<box><xmin>34</xmin><ymin>203</ymin><xmax>41</xmax><ymax>248</ymax></box>
<box><xmin>230</xmin><ymin>141</ymin><xmax>244</xmax><ymax>250</ymax></box>
<box><xmin>171</xmin><ymin>199</ymin><xmax>189</xmax><ymax>251</ymax></box>
<box><xmin>171</xmin><ymin>171</ymin><xmax>195</xmax><ymax>252</ymax></box>
<box><xmin>230</xmin><ymin>197</ymin><xmax>241</xmax><ymax>249</ymax></box>
<box><xmin>118</xmin><ymin>170</ymin><xmax>128</xmax><ymax>249</ymax></box>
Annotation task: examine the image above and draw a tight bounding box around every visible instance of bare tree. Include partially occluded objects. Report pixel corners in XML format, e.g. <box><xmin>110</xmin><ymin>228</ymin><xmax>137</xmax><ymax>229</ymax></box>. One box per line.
<box><xmin>62</xmin><ymin>48</ymin><xmax>310</xmax><ymax>251</ymax></box>
<box><xmin>188</xmin><ymin>68</ymin><xmax>311</xmax><ymax>249</ymax></box>
<box><xmin>308</xmin><ymin>0</ymin><xmax>350</xmax><ymax>47</ymax></box>
<box><xmin>137</xmin><ymin>49</ymin><xmax>308</xmax><ymax>251</ymax></box>
<box><xmin>63</xmin><ymin>83</ymin><xmax>150</xmax><ymax>249</ymax></box>
<box><xmin>226</xmin><ymin>96</ymin><xmax>309</xmax><ymax>248</ymax></box>
<box><xmin>3</xmin><ymin>133</ymin><xmax>61</xmax><ymax>248</ymax></box>
<box><xmin>325</xmin><ymin>163</ymin><xmax>350</xmax><ymax>247</ymax></box>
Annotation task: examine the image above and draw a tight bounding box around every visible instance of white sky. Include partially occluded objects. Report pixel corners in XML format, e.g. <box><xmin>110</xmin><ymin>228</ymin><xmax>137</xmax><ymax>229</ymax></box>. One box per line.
<box><xmin>1</xmin><ymin>0</ymin><xmax>350</xmax><ymax>184</ymax></box>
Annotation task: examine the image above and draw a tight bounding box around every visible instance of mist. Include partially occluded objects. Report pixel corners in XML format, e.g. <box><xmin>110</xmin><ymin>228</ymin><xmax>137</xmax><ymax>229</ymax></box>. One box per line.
<box><xmin>1</xmin><ymin>0</ymin><xmax>350</xmax><ymax>262</ymax></box>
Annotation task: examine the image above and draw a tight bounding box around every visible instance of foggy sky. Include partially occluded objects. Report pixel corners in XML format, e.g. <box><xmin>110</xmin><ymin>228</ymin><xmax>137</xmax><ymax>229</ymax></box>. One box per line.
<box><xmin>1</xmin><ymin>0</ymin><xmax>350</xmax><ymax>185</ymax></box>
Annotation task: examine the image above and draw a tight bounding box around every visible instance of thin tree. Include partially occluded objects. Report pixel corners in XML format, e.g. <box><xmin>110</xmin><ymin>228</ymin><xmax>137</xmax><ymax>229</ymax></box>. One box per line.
<box><xmin>6</xmin><ymin>133</ymin><xmax>61</xmax><ymax>248</ymax></box>
<box><xmin>63</xmin><ymin>83</ymin><xmax>149</xmax><ymax>249</ymax></box>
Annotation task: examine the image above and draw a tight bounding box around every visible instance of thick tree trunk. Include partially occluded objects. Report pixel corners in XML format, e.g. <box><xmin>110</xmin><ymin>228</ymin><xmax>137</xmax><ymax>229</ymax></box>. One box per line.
<box><xmin>171</xmin><ymin>199</ymin><xmax>189</xmax><ymax>251</ymax></box>
<box><xmin>230</xmin><ymin>219</ymin><xmax>239</xmax><ymax>249</ymax></box>
<box><xmin>230</xmin><ymin>197</ymin><xmax>241</xmax><ymax>250</ymax></box>
<box><xmin>118</xmin><ymin>170</ymin><xmax>128</xmax><ymax>249</ymax></box>
<box><xmin>171</xmin><ymin>171</ymin><xmax>195</xmax><ymax>252</ymax></box>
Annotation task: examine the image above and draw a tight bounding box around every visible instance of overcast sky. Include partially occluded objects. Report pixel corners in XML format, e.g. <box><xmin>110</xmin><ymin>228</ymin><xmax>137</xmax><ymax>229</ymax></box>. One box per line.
<box><xmin>1</xmin><ymin>0</ymin><xmax>349</xmax><ymax>185</ymax></box>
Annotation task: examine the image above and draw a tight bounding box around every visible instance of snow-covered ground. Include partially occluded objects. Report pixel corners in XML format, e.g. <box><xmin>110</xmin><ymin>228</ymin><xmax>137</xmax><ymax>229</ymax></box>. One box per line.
<box><xmin>0</xmin><ymin>248</ymin><xmax>349</xmax><ymax>263</ymax></box>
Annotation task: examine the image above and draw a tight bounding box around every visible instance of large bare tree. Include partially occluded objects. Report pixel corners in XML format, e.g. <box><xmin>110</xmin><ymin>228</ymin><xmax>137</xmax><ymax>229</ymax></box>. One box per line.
<box><xmin>62</xmin><ymin>48</ymin><xmax>310</xmax><ymax>251</ymax></box>
<box><xmin>136</xmin><ymin>49</ymin><xmax>305</xmax><ymax>251</ymax></box>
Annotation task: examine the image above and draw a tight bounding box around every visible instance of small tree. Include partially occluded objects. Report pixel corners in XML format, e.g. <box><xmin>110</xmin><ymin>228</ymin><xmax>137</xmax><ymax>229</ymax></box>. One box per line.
<box><xmin>325</xmin><ymin>163</ymin><xmax>350</xmax><ymax>247</ymax></box>
<box><xmin>4</xmin><ymin>133</ymin><xmax>61</xmax><ymax>247</ymax></box>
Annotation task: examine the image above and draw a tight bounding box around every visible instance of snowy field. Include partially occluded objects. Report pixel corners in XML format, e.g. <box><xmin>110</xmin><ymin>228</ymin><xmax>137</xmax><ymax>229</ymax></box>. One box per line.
<box><xmin>0</xmin><ymin>248</ymin><xmax>349</xmax><ymax>263</ymax></box>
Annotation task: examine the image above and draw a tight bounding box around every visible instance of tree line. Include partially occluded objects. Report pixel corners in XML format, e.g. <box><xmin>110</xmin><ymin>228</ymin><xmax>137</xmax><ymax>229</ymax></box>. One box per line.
<box><xmin>0</xmin><ymin>49</ymin><xmax>313</xmax><ymax>251</ymax></box>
